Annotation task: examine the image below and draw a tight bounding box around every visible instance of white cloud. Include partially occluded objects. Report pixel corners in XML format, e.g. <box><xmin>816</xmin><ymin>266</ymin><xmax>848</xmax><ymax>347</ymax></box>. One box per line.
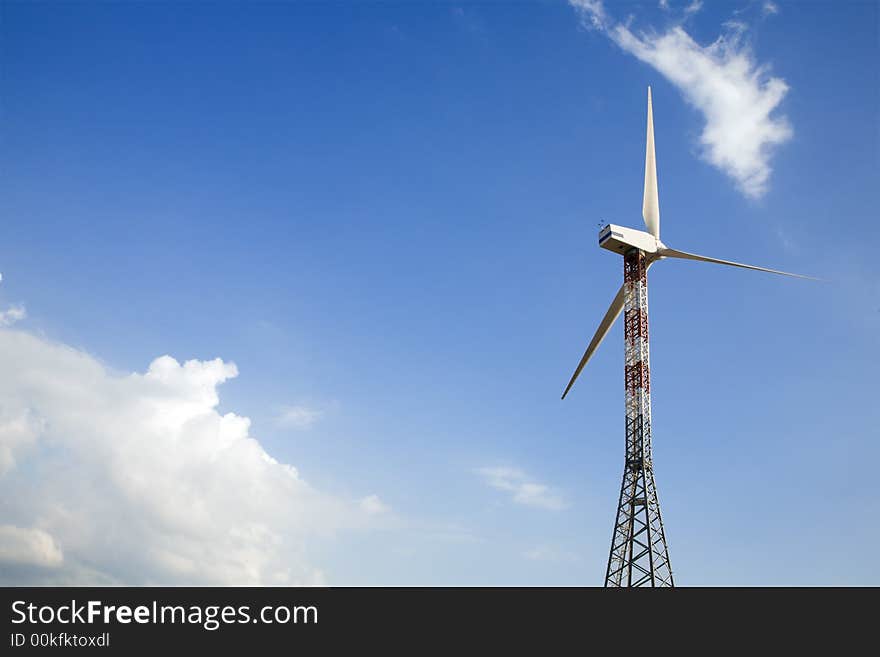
<box><xmin>0</xmin><ymin>525</ymin><xmax>63</xmax><ymax>568</ymax></box>
<box><xmin>477</xmin><ymin>466</ymin><xmax>567</xmax><ymax>511</ymax></box>
<box><xmin>684</xmin><ymin>0</ymin><xmax>703</xmax><ymax>16</ymax></box>
<box><xmin>656</xmin><ymin>0</ymin><xmax>701</xmax><ymax>17</ymax></box>
<box><xmin>0</xmin><ymin>408</ymin><xmax>43</xmax><ymax>475</ymax></box>
<box><xmin>359</xmin><ymin>494</ymin><xmax>390</xmax><ymax>515</ymax></box>
<box><xmin>570</xmin><ymin>0</ymin><xmax>792</xmax><ymax>198</ymax></box>
<box><xmin>763</xmin><ymin>2</ymin><xmax>779</xmax><ymax>16</ymax></box>
<box><xmin>0</xmin><ymin>329</ymin><xmax>380</xmax><ymax>585</ymax></box>
<box><xmin>277</xmin><ymin>404</ymin><xmax>324</xmax><ymax>430</ymax></box>
<box><xmin>0</xmin><ymin>304</ymin><xmax>25</xmax><ymax>326</ymax></box>
<box><xmin>573</xmin><ymin>0</ymin><xmax>608</xmax><ymax>29</ymax></box>
<box><xmin>0</xmin><ymin>274</ymin><xmax>26</xmax><ymax>327</ymax></box>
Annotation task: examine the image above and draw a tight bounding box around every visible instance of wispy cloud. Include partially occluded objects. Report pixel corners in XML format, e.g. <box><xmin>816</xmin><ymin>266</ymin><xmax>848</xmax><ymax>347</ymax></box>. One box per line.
<box><xmin>0</xmin><ymin>305</ymin><xmax>26</xmax><ymax>327</ymax></box>
<box><xmin>359</xmin><ymin>494</ymin><xmax>391</xmax><ymax>516</ymax></box>
<box><xmin>774</xmin><ymin>224</ymin><xmax>800</xmax><ymax>254</ymax></box>
<box><xmin>762</xmin><ymin>1</ymin><xmax>779</xmax><ymax>16</ymax></box>
<box><xmin>522</xmin><ymin>544</ymin><xmax>580</xmax><ymax>563</ymax></box>
<box><xmin>658</xmin><ymin>0</ymin><xmax>702</xmax><ymax>18</ymax></box>
<box><xmin>276</xmin><ymin>404</ymin><xmax>324</xmax><ymax>430</ymax></box>
<box><xmin>684</xmin><ymin>0</ymin><xmax>703</xmax><ymax>16</ymax></box>
<box><xmin>477</xmin><ymin>466</ymin><xmax>567</xmax><ymax>511</ymax></box>
<box><xmin>570</xmin><ymin>0</ymin><xmax>792</xmax><ymax>198</ymax></box>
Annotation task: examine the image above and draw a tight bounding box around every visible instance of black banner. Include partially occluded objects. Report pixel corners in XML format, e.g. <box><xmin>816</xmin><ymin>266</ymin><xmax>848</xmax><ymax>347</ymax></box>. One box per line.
<box><xmin>1</xmin><ymin>587</ymin><xmax>872</xmax><ymax>651</ymax></box>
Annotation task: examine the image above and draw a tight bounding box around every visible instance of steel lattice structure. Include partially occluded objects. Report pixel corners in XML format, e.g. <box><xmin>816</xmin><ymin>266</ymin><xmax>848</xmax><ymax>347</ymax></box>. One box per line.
<box><xmin>604</xmin><ymin>249</ymin><xmax>673</xmax><ymax>587</ymax></box>
<box><xmin>560</xmin><ymin>88</ymin><xmax>811</xmax><ymax>588</ymax></box>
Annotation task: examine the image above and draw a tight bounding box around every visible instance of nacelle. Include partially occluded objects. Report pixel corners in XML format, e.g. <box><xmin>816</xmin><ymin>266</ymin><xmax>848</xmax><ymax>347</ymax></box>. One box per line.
<box><xmin>598</xmin><ymin>224</ymin><xmax>659</xmax><ymax>255</ymax></box>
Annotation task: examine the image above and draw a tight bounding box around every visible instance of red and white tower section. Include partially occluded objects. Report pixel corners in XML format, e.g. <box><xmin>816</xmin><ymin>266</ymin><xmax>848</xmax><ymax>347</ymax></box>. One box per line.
<box><xmin>605</xmin><ymin>249</ymin><xmax>673</xmax><ymax>587</ymax></box>
<box><xmin>560</xmin><ymin>88</ymin><xmax>811</xmax><ymax>587</ymax></box>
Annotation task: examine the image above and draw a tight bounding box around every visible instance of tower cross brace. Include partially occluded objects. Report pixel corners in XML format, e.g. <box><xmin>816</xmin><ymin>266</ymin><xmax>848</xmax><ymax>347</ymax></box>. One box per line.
<box><xmin>604</xmin><ymin>248</ymin><xmax>674</xmax><ymax>587</ymax></box>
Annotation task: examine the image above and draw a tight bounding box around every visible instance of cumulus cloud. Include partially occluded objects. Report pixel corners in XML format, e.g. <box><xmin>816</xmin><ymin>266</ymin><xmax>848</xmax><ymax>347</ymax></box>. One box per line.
<box><xmin>0</xmin><ymin>329</ymin><xmax>379</xmax><ymax>585</ymax></box>
<box><xmin>477</xmin><ymin>466</ymin><xmax>566</xmax><ymax>511</ymax></box>
<box><xmin>0</xmin><ymin>525</ymin><xmax>63</xmax><ymax>568</ymax></box>
<box><xmin>0</xmin><ymin>274</ymin><xmax>26</xmax><ymax>327</ymax></box>
<box><xmin>0</xmin><ymin>408</ymin><xmax>43</xmax><ymax>475</ymax></box>
<box><xmin>570</xmin><ymin>0</ymin><xmax>792</xmax><ymax>198</ymax></box>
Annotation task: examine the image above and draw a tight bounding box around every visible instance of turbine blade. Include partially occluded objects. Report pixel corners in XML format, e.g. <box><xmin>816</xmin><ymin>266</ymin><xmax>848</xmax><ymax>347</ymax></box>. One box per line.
<box><xmin>561</xmin><ymin>284</ymin><xmax>626</xmax><ymax>400</ymax></box>
<box><xmin>642</xmin><ymin>86</ymin><xmax>660</xmax><ymax>239</ymax></box>
<box><xmin>659</xmin><ymin>247</ymin><xmax>819</xmax><ymax>280</ymax></box>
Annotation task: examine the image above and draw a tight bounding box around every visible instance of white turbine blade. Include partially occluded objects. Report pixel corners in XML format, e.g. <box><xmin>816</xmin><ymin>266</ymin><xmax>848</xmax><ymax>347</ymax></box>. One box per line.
<box><xmin>642</xmin><ymin>86</ymin><xmax>660</xmax><ymax>239</ymax></box>
<box><xmin>561</xmin><ymin>284</ymin><xmax>626</xmax><ymax>400</ymax></box>
<box><xmin>659</xmin><ymin>247</ymin><xmax>819</xmax><ymax>280</ymax></box>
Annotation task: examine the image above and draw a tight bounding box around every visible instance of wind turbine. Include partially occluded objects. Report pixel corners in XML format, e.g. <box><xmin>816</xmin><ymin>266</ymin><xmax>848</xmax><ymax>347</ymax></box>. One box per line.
<box><xmin>562</xmin><ymin>87</ymin><xmax>813</xmax><ymax>587</ymax></box>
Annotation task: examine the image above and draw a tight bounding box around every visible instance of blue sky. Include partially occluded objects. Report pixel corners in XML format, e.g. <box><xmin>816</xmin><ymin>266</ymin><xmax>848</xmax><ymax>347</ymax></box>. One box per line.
<box><xmin>0</xmin><ymin>1</ymin><xmax>877</xmax><ymax>585</ymax></box>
